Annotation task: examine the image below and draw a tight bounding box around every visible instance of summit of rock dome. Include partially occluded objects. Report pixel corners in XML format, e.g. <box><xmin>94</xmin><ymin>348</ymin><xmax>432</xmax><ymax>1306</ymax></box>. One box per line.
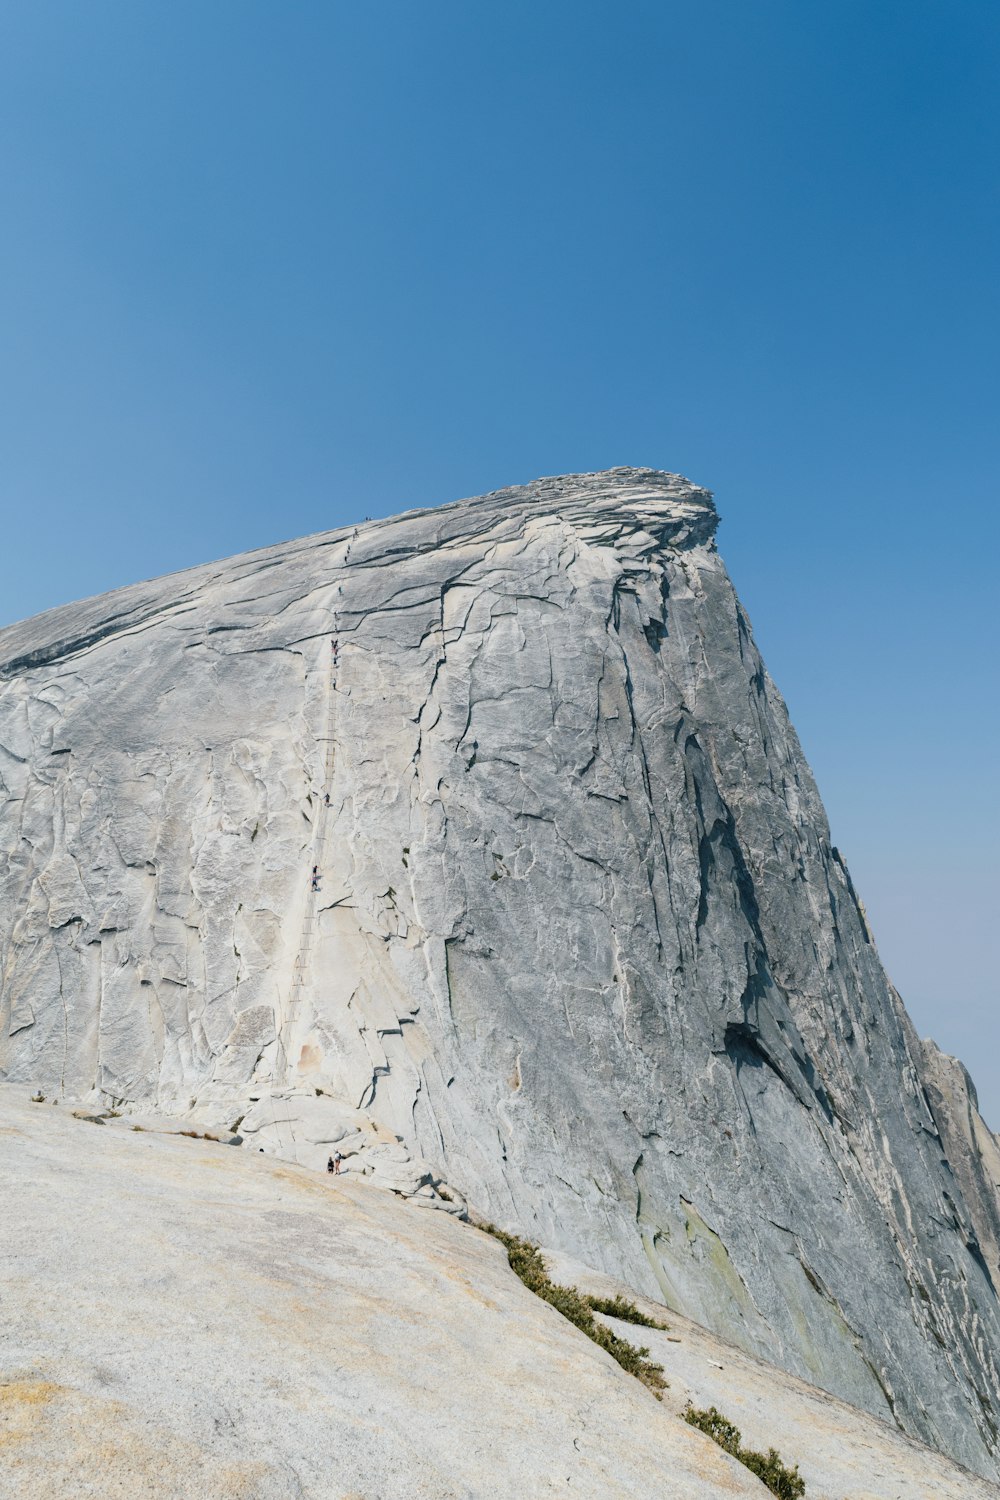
<box><xmin>1</xmin><ymin>469</ymin><xmax>998</xmax><ymax>1481</ymax></box>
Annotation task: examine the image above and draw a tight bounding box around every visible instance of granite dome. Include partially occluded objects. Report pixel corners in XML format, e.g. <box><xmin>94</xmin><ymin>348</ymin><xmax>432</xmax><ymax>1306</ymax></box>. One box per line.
<box><xmin>1</xmin><ymin>468</ymin><xmax>998</xmax><ymax>1479</ymax></box>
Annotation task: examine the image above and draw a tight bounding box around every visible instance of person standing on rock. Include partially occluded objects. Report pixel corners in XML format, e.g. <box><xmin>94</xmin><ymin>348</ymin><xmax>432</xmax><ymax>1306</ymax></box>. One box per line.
<box><xmin>327</xmin><ymin>1152</ymin><xmax>343</xmax><ymax>1175</ymax></box>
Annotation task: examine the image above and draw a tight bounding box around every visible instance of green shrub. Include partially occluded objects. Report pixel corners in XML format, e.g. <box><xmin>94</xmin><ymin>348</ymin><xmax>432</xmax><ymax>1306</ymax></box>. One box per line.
<box><xmin>482</xmin><ymin>1225</ymin><xmax>666</xmax><ymax>1398</ymax></box>
<box><xmin>584</xmin><ymin>1293</ymin><xmax>667</xmax><ymax>1329</ymax></box>
<box><xmin>684</xmin><ymin>1404</ymin><xmax>805</xmax><ymax>1498</ymax></box>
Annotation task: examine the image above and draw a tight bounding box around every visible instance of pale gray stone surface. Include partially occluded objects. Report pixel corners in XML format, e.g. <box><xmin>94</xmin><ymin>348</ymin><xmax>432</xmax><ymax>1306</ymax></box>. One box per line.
<box><xmin>3</xmin><ymin>1089</ymin><xmax>995</xmax><ymax>1500</ymax></box>
<box><xmin>541</xmin><ymin>1246</ymin><xmax>1000</xmax><ymax>1500</ymax></box>
<box><xmin>921</xmin><ymin>1038</ymin><xmax>1000</xmax><ymax>1293</ymax></box>
<box><xmin>1</xmin><ymin>468</ymin><xmax>998</xmax><ymax>1476</ymax></box>
<box><xmin>1</xmin><ymin>1086</ymin><xmax>771</xmax><ymax>1500</ymax></box>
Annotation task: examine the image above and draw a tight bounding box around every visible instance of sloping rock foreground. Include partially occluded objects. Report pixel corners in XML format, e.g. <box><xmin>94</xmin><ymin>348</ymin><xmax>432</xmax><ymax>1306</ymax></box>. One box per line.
<box><xmin>2</xmin><ymin>1091</ymin><xmax>995</xmax><ymax>1500</ymax></box>
<box><xmin>1</xmin><ymin>468</ymin><xmax>999</xmax><ymax>1476</ymax></box>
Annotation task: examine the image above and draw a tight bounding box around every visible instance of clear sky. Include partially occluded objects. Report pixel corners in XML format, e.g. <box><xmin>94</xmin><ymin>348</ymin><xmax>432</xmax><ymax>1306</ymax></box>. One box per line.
<box><xmin>1</xmin><ymin>2</ymin><xmax>997</xmax><ymax>1122</ymax></box>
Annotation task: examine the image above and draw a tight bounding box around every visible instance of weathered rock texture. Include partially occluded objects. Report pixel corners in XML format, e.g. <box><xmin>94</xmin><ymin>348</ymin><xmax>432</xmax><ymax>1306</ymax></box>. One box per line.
<box><xmin>921</xmin><ymin>1039</ymin><xmax>1000</xmax><ymax>1296</ymax></box>
<box><xmin>0</xmin><ymin>1088</ymin><xmax>763</xmax><ymax>1500</ymax></box>
<box><xmin>541</xmin><ymin>1244</ymin><xmax>1000</xmax><ymax>1500</ymax></box>
<box><xmin>1</xmin><ymin>468</ymin><xmax>998</xmax><ymax>1476</ymax></box>
<box><xmin>3</xmin><ymin>1088</ymin><xmax>996</xmax><ymax>1500</ymax></box>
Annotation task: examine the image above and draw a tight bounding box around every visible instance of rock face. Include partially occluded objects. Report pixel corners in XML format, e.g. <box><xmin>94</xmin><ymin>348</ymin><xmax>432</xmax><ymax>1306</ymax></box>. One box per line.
<box><xmin>0</xmin><ymin>1088</ymin><xmax>764</xmax><ymax>1500</ymax></box>
<box><xmin>921</xmin><ymin>1039</ymin><xmax>1000</xmax><ymax>1295</ymax></box>
<box><xmin>3</xmin><ymin>1087</ymin><xmax>996</xmax><ymax>1500</ymax></box>
<box><xmin>540</xmin><ymin>1244</ymin><xmax>1000</xmax><ymax>1500</ymax></box>
<box><xmin>1</xmin><ymin>468</ymin><xmax>998</xmax><ymax>1477</ymax></box>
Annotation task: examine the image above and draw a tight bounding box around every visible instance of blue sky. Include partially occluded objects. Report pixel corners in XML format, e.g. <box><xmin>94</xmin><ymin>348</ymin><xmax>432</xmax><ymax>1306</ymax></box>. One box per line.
<box><xmin>1</xmin><ymin>2</ymin><xmax>997</xmax><ymax>1121</ymax></box>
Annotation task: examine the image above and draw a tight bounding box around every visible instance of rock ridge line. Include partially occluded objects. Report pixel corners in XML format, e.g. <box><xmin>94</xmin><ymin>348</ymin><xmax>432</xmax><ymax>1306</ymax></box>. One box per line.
<box><xmin>1</xmin><ymin>467</ymin><xmax>998</xmax><ymax>1480</ymax></box>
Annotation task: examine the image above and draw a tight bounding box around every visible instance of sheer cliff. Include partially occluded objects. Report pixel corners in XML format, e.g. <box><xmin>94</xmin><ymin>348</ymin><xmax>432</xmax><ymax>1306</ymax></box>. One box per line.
<box><xmin>1</xmin><ymin>468</ymin><xmax>998</xmax><ymax>1478</ymax></box>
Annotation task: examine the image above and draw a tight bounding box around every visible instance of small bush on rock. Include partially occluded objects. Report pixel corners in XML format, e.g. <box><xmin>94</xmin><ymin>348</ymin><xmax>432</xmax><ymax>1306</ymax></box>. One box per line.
<box><xmin>583</xmin><ymin>1293</ymin><xmax>667</xmax><ymax>1329</ymax></box>
<box><xmin>684</xmin><ymin>1404</ymin><xmax>805</xmax><ymax>1498</ymax></box>
<box><xmin>481</xmin><ymin>1225</ymin><xmax>666</xmax><ymax>1398</ymax></box>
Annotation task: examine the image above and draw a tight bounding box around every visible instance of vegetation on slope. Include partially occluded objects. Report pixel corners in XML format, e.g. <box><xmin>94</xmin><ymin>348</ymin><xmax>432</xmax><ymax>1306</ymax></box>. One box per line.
<box><xmin>481</xmin><ymin>1225</ymin><xmax>667</xmax><ymax>1398</ymax></box>
<box><xmin>482</xmin><ymin>1222</ymin><xmax>805</xmax><ymax>1492</ymax></box>
<box><xmin>684</xmin><ymin>1404</ymin><xmax>806</xmax><ymax>1498</ymax></box>
<box><xmin>583</xmin><ymin>1292</ymin><xmax>667</xmax><ymax>1329</ymax></box>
